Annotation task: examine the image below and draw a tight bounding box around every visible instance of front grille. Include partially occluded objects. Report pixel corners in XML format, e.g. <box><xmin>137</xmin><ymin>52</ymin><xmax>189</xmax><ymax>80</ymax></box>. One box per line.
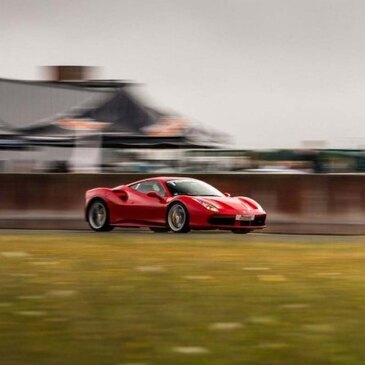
<box><xmin>240</xmin><ymin>214</ymin><xmax>266</xmax><ymax>226</ymax></box>
<box><xmin>209</xmin><ymin>216</ymin><xmax>235</xmax><ymax>225</ymax></box>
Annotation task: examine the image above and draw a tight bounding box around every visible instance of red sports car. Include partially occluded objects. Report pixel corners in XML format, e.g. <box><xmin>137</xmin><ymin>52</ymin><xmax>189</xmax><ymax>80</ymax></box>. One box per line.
<box><xmin>85</xmin><ymin>177</ymin><xmax>266</xmax><ymax>233</ymax></box>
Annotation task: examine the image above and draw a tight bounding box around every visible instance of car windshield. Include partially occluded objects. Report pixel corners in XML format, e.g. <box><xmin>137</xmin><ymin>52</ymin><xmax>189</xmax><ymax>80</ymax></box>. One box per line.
<box><xmin>166</xmin><ymin>179</ymin><xmax>223</xmax><ymax>197</ymax></box>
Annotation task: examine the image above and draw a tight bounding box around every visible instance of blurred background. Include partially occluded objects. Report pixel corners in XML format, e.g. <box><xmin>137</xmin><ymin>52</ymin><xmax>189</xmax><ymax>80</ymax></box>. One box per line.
<box><xmin>1</xmin><ymin>0</ymin><xmax>365</xmax><ymax>174</ymax></box>
<box><xmin>3</xmin><ymin>66</ymin><xmax>359</xmax><ymax>175</ymax></box>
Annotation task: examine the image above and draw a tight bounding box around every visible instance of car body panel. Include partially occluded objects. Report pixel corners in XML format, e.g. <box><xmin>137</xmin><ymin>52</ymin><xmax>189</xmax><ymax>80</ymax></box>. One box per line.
<box><xmin>85</xmin><ymin>176</ymin><xmax>267</xmax><ymax>231</ymax></box>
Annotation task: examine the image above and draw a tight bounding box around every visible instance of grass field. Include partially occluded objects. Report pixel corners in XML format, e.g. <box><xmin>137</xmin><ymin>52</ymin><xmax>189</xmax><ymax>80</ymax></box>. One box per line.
<box><xmin>1</xmin><ymin>231</ymin><xmax>365</xmax><ymax>365</ymax></box>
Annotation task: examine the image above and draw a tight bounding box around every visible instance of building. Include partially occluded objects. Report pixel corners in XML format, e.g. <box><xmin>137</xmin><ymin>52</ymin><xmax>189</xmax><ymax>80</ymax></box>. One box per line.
<box><xmin>0</xmin><ymin>75</ymin><xmax>227</xmax><ymax>172</ymax></box>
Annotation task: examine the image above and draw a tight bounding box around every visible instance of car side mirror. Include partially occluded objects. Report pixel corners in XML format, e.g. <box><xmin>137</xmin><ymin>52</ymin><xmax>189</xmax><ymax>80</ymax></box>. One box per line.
<box><xmin>147</xmin><ymin>191</ymin><xmax>166</xmax><ymax>202</ymax></box>
<box><xmin>224</xmin><ymin>192</ymin><xmax>231</xmax><ymax>197</ymax></box>
<box><xmin>113</xmin><ymin>189</ymin><xmax>128</xmax><ymax>201</ymax></box>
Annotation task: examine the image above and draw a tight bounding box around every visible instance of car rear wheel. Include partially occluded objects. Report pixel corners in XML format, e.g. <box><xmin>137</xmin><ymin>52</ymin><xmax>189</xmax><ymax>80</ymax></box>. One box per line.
<box><xmin>231</xmin><ymin>229</ymin><xmax>251</xmax><ymax>234</ymax></box>
<box><xmin>87</xmin><ymin>199</ymin><xmax>113</xmax><ymax>232</ymax></box>
<box><xmin>167</xmin><ymin>202</ymin><xmax>190</xmax><ymax>233</ymax></box>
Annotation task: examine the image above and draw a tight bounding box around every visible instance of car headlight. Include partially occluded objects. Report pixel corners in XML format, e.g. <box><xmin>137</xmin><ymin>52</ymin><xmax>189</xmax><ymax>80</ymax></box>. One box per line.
<box><xmin>194</xmin><ymin>198</ymin><xmax>219</xmax><ymax>212</ymax></box>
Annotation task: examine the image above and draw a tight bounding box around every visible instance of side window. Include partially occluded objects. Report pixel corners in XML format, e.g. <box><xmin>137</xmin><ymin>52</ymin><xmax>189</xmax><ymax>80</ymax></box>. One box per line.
<box><xmin>130</xmin><ymin>181</ymin><xmax>167</xmax><ymax>197</ymax></box>
<box><xmin>130</xmin><ymin>183</ymin><xmax>140</xmax><ymax>191</ymax></box>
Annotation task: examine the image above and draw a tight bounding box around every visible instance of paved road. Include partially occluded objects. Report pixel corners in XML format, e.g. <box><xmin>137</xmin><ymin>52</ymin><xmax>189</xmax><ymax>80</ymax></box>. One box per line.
<box><xmin>1</xmin><ymin>229</ymin><xmax>365</xmax><ymax>244</ymax></box>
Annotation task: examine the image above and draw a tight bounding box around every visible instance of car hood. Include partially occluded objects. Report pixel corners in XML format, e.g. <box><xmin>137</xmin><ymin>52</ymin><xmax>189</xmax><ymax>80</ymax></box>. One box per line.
<box><xmin>194</xmin><ymin>196</ymin><xmax>263</xmax><ymax>213</ymax></box>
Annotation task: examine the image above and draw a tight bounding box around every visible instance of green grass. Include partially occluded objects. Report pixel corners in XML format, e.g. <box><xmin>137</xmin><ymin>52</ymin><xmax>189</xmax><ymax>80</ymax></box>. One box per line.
<box><xmin>1</xmin><ymin>231</ymin><xmax>365</xmax><ymax>365</ymax></box>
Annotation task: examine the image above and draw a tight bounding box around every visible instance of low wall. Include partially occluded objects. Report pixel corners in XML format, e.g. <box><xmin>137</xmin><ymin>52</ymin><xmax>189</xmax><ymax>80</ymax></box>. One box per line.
<box><xmin>1</xmin><ymin>173</ymin><xmax>365</xmax><ymax>234</ymax></box>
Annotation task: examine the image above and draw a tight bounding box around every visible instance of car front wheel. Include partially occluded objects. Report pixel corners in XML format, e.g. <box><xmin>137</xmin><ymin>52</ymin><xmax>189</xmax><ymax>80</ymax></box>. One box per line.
<box><xmin>87</xmin><ymin>199</ymin><xmax>113</xmax><ymax>232</ymax></box>
<box><xmin>167</xmin><ymin>202</ymin><xmax>190</xmax><ymax>233</ymax></box>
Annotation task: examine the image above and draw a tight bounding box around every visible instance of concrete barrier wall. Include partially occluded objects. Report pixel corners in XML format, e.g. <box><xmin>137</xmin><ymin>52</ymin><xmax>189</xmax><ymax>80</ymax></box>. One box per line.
<box><xmin>1</xmin><ymin>173</ymin><xmax>365</xmax><ymax>233</ymax></box>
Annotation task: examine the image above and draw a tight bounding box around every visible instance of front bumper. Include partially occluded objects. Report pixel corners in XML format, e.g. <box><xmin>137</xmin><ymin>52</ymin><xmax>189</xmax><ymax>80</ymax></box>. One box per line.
<box><xmin>191</xmin><ymin>213</ymin><xmax>267</xmax><ymax>230</ymax></box>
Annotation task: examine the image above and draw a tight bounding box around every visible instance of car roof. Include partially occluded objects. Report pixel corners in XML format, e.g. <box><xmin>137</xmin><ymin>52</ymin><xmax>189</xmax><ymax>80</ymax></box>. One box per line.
<box><xmin>127</xmin><ymin>176</ymin><xmax>196</xmax><ymax>185</ymax></box>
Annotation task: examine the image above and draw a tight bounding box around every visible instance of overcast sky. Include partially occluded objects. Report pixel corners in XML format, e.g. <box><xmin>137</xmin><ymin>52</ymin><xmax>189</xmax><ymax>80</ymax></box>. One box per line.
<box><xmin>1</xmin><ymin>0</ymin><xmax>365</xmax><ymax>148</ymax></box>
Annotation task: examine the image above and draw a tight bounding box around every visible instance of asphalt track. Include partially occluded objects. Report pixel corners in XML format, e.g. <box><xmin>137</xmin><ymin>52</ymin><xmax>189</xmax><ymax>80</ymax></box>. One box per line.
<box><xmin>2</xmin><ymin>229</ymin><xmax>365</xmax><ymax>244</ymax></box>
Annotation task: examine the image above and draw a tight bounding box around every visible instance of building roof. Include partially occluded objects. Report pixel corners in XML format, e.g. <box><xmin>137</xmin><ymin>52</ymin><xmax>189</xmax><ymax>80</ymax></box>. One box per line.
<box><xmin>0</xmin><ymin>78</ymin><xmax>228</xmax><ymax>149</ymax></box>
<box><xmin>0</xmin><ymin>78</ymin><xmax>115</xmax><ymax>129</ymax></box>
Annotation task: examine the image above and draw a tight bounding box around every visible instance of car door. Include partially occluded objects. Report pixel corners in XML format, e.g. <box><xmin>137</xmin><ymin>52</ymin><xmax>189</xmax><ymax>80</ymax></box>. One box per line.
<box><xmin>129</xmin><ymin>181</ymin><xmax>168</xmax><ymax>225</ymax></box>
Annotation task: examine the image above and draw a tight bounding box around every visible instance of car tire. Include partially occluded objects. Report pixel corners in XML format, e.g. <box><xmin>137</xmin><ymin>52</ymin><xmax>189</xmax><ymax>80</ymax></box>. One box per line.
<box><xmin>167</xmin><ymin>202</ymin><xmax>190</xmax><ymax>233</ymax></box>
<box><xmin>231</xmin><ymin>229</ymin><xmax>251</xmax><ymax>234</ymax></box>
<box><xmin>87</xmin><ymin>199</ymin><xmax>114</xmax><ymax>232</ymax></box>
<box><xmin>150</xmin><ymin>227</ymin><xmax>169</xmax><ymax>233</ymax></box>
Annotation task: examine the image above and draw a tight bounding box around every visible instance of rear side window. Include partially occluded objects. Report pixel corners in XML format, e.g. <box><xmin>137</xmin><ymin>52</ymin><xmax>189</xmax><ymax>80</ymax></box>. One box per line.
<box><xmin>130</xmin><ymin>181</ymin><xmax>167</xmax><ymax>197</ymax></box>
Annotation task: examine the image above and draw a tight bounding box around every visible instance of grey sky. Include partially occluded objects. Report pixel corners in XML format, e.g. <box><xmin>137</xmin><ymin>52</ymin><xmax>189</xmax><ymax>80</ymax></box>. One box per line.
<box><xmin>1</xmin><ymin>0</ymin><xmax>365</xmax><ymax>148</ymax></box>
